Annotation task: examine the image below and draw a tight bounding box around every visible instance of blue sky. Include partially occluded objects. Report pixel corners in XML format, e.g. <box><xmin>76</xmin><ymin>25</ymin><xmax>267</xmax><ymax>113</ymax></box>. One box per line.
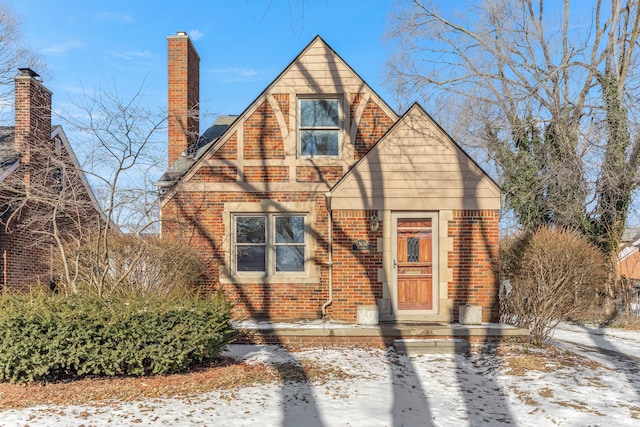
<box><xmin>9</xmin><ymin>0</ymin><xmax>398</xmax><ymax>131</ymax></box>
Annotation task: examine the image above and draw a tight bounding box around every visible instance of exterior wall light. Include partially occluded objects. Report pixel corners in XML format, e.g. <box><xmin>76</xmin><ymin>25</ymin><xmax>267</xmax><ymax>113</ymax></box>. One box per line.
<box><xmin>370</xmin><ymin>214</ymin><xmax>379</xmax><ymax>232</ymax></box>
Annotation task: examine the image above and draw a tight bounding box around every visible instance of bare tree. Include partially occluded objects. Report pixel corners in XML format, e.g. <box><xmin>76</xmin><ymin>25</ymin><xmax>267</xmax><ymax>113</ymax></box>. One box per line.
<box><xmin>67</xmin><ymin>83</ymin><xmax>166</xmax><ymax>235</ymax></box>
<box><xmin>387</xmin><ymin>0</ymin><xmax>640</xmax><ymax>312</ymax></box>
<box><xmin>57</xmin><ymin>83</ymin><xmax>168</xmax><ymax>296</ymax></box>
<box><xmin>0</xmin><ymin>3</ymin><xmax>44</xmax><ymax>109</ymax></box>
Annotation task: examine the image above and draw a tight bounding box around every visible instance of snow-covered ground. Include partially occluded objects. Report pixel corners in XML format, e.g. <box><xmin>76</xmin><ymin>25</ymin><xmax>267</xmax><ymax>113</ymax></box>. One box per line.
<box><xmin>1</xmin><ymin>324</ymin><xmax>640</xmax><ymax>426</ymax></box>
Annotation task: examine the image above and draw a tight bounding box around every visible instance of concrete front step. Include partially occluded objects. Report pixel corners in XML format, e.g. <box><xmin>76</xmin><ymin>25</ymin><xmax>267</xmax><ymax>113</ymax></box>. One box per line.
<box><xmin>393</xmin><ymin>338</ymin><xmax>470</xmax><ymax>355</ymax></box>
<box><xmin>233</xmin><ymin>321</ymin><xmax>530</xmax><ymax>350</ymax></box>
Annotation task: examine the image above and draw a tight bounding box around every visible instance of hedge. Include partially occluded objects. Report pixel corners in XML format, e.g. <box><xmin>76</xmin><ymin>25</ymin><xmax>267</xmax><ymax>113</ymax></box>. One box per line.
<box><xmin>0</xmin><ymin>291</ymin><xmax>236</xmax><ymax>383</ymax></box>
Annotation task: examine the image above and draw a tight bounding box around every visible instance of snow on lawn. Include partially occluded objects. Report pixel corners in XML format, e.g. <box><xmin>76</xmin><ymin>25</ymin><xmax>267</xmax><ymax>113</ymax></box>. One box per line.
<box><xmin>1</xmin><ymin>326</ymin><xmax>640</xmax><ymax>426</ymax></box>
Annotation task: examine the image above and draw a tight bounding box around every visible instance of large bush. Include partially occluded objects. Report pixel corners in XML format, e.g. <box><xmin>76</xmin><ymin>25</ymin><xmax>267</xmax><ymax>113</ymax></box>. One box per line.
<box><xmin>0</xmin><ymin>290</ymin><xmax>235</xmax><ymax>383</ymax></box>
<box><xmin>53</xmin><ymin>234</ymin><xmax>206</xmax><ymax>298</ymax></box>
<box><xmin>500</xmin><ymin>227</ymin><xmax>607</xmax><ymax>345</ymax></box>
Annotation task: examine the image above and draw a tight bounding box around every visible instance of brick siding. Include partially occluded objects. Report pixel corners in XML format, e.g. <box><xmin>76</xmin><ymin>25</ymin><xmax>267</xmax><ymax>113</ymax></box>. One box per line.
<box><xmin>352</xmin><ymin>94</ymin><xmax>395</xmax><ymax>159</ymax></box>
<box><xmin>243</xmin><ymin>100</ymin><xmax>285</xmax><ymax>160</ymax></box>
<box><xmin>212</xmin><ymin>132</ymin><xmax>237</xmax><ymax>160</ymax></box>
<box><xmin>192</xmin><ymin>166</ymin><xmax>238</xmax><ymax>182</ymax></box>
<box><xmin>296</xmin><ymin>166</ymin><xmax>344</xmax><ymax>185</ymax></box>
<box><xmin>448</xmin><ymin>210</ymin><xmax>500</xmax><ymax>322</ymax></box>
<box><xmin>162</xmin><ymin>191</ymin><xmax>331</xmax><ymax>321</ymax></box>
<box><xmin>330</xmin><ymin>209</ymin><xmax>383</xmax><ymax>322</ymax></box>
<box><xmin>0</xmin><ymin>216</ymin><xmax>50</xmax><ymax>290</ymax></box>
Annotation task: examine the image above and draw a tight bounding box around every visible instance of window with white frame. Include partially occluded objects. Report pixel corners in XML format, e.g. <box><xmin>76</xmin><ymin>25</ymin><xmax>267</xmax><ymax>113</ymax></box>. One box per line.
<box><xmin>298</xmin><ymin>98</ymin><xmax>340</xmax><ymax>156</ymax></box>
<box><xmin>234</xmin><ymin>214</ymin><xmax>306</xmax><ymax>274</ymax></box>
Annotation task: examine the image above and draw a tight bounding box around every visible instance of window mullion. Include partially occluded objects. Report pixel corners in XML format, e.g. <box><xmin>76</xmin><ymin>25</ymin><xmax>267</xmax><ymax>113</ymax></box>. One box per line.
<box><xmin>267</xmin><ymin>213</ymin><xmax>275</xmax><ymax>277</ymax></box>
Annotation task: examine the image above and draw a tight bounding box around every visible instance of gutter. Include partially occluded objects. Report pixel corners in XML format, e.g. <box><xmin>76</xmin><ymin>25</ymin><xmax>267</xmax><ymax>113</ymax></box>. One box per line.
<box><xmin>322</xmin><ymin>192</ymin><xmax>333</xmax><ymax>317</ymax></box>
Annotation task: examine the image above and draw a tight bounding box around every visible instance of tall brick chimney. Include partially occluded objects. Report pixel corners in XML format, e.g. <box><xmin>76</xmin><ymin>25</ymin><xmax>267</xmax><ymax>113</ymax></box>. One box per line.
<box><xmin>167</xmin><ymin>31</ymin><xmax>200</xmax><ymax>165</ymax></box>
<box><xmin>14</xmin><ymin>68</ymin><xmax>52</xmax><ymax>166</ymax></box>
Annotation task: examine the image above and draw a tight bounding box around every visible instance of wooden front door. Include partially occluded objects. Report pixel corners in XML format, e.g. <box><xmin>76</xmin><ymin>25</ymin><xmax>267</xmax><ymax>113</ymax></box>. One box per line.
<box><xmin>395</xmin><ymin>217</ymin><xmax>434</xmax><ymax>311</ymax></box>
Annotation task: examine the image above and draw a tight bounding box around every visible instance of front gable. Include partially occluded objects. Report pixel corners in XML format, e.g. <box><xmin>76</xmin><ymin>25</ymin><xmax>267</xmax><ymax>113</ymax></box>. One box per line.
<box><xmin>165</xmin><ymin>36</ymin><xmax>398</xmax><ymax>198</ymax></box>
<box><xmin>331</xmin><ymin>104</ymin><xmax>502</xmax><ymax>211</ymax></box>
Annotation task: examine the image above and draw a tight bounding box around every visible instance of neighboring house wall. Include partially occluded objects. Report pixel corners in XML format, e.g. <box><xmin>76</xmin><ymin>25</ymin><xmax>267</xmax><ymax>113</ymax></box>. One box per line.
<box><xmin>0</xmin><ymin>69</ymin><xmax>100</xmax><ymax>291</ymax></box>
<box><xmin>1</xmin><ymin>69</ymin><xmax>53</xmax><ymax>289</ymax></box>
<box><xmin>0</xmin><ymin>210</ymin><xmax>50</xmax><ymax>290</ymax></box>
<box><xmin>619</xmin><ymin>248</ymin><xmax>640</xmax><ymax>284</ymax></box>
<box><xmin>160</xmin><ymin>35</ymin><xmax>501</xmax><ymax>323</ymax></box>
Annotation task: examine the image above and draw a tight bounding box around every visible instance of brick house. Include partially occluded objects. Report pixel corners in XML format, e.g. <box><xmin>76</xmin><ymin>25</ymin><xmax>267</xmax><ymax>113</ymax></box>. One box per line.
<box><xmin>618</xmin><ymin>229</ymin><xmax>640</xmax><ymax>299</ymax></box>
<box><xmin>0</xmin><ymin>68</ymin><xmax>101</xmax><ymax>290</ymax></box>
<box><xmin>157</xmin><ymin>34</ymin><xmax>502</xmax><ymax>324</ymax></box>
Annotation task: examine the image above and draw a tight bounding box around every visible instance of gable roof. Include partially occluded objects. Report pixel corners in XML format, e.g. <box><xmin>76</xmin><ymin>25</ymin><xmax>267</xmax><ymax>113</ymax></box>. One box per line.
<box><xmin>156</xmin><ymin>115</ymin><xmax>237</xmax><ymax>185</ymax></box>
<box><xmin>330</xmin><ymin>103</ymin><xmax>502</xmax><ymax>211</ymax></box>
<box><xmin>50</xmin><ymin>125</ymin><xmax>102</xmax><ymax>213</ymax></box>
<box><xmin>155</xmin><ymin>35</ymin><xmax>398</xmax><ymax>192</ymax></box>
<box><xmin>0</xmin><ymin>124</ymin><xmax>102</xmax><ymax>215</ymax></box>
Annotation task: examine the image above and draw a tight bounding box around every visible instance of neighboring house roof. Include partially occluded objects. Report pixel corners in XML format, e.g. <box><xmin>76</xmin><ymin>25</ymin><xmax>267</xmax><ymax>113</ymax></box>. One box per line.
<box><xmin>617</xmin><ymin>228</ymin><xmax>640</xmax><ymax>262</ymax></box>
<box><xmin>50</xmin><ymin>125</ymin><xmax>102</xmax><ymax>214</ymax></box>
<box><xmin>330</xmin><ymin>103</ymin><xmax>502</xmax><ymax>211</ymax></box>
<box><xmin>155</xmin><ymin>35</ymin><xmax>399</xmax><ymax>192</ymax></box>
<box><xmin>0</xmin><ymin>124</ymin><xmax>103</xmax><ymax>218</ymax></box>
<box><xmin>620</xmin><ymin>243</ymin><xmax>638</xmax><ymax>262</ymax></box>
<box><xmin>622</xmin><ymin>227</ymin><xmax>640</xmax><ymax>245</ymax></box>
<box><xmin>156</xmin><ymin>115</ymin><xmax>238</xmax><ymax>185</ymax></box>
<box><xmin>620</xmin><ymin>239</ymin><xmax>640</xmax><ymax>262</ymax></box>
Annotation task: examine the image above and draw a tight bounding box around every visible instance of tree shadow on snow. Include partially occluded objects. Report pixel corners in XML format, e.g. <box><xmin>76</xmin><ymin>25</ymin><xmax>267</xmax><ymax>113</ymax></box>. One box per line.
<box><xmin>574</xmin><ymin>324</ymin><xmax>640</xmax><ymax>398</ymax></box>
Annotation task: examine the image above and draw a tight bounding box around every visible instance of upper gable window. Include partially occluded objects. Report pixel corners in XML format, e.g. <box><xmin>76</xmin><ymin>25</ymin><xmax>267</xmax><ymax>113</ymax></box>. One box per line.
<box><xmin>299</xmin><ymin>98</ymin><xmax>340</xmax><ymax>157</ymax></box>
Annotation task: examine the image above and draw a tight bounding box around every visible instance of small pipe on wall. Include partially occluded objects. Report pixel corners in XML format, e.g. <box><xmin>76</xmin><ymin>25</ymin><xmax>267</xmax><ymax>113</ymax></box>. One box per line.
<box><xmin>322</xmin><ymin>192</ymin><xmax>333</xmax><ymax>317</ymax></box>
<box><xmin>3</xmin><ymin>249</ymin><xmax>6</xmax><ymax>291</ymax></box>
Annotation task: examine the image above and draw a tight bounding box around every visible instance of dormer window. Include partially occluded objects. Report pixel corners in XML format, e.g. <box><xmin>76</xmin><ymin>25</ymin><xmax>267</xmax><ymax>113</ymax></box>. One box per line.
<box><xmin>299</xmin><ymin>98</ymin><xmax>340</xmax><ymax>157</ymax></box>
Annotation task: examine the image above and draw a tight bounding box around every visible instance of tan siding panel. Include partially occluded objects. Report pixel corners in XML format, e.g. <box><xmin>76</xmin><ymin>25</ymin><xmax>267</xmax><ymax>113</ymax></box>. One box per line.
<box><xmin>289</xmin><ymin>62</ymin><xmax>351</xmax><ymax>73</ymax></box>
<box><xmin>333</xmin><ymin>187</ymin><xmax>499</xmax><ymax>199</ymax></box>
<box><xmin>297</xmin><ymin>55</ymin><xmax>347</xmax><ymax>66</ymax></box>
<box><xmin>273</xmin><ymin>80</ymin><xmax>370</xmax><ymax>91</ymax></box>
<box><xmin>331</xmin><ymin>196</ymin><xmax>501</xmax><ymax>211</ymax></box>
<box><xmin>372</xmin><ymin>148</ymin><xmax>461</xmax><ymax>158</ymax></box>
<box><xmin>342</xmin><ymin>166</ymin><xmax>487</xmax><ymax>178</ymax></box>
<box><xmin>337</xmin><ymin>178</ymin><xmax>498</xmax><ymax>191</ymax></box>
<box><xmin>331</xmin><ymin>105</ymin><xmax>501</xmax><ymax>210</ymax></box>
<box><xmin>350</xmin><ymin>162</ymin><xmax>486</xmax><ymax>174</ymax></box>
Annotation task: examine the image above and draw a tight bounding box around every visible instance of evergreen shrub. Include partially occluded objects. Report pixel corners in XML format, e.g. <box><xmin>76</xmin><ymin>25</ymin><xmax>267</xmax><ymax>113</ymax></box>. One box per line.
<box><xmin>0</xmin><ymin>290</ymin><xmax>235</xmax><ymax>383</ymax></box>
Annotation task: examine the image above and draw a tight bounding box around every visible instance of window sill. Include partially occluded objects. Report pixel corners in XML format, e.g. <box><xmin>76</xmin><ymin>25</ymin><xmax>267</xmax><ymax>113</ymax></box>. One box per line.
<box><xmin>219</xmin><ymin>273</ymin><xmax>321</xmax><ymax>285</ymax></box>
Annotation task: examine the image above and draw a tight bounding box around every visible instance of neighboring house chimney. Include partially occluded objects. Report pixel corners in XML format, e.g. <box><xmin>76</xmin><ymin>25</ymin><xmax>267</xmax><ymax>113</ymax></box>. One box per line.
<box><xmin>167</xmin><ymin>31</ymin><xmax>200</xmax><ymax>165</ymax></box>
<box><xmin>14</xmin><ymin>68</ymin><xmax>52</xmax><ymax>167</ymax></box>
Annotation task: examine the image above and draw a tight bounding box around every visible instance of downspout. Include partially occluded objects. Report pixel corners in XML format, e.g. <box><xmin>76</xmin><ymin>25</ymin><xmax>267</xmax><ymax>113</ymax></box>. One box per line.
<box><xmin>2</xmin><ymin>249</ymin><xmax>6</xmax><ymax>292</ymax></box>
<box><xmin>322</xmin><ymin>192</ymin><xmax>333</xmax><ymax>317</ymax></box>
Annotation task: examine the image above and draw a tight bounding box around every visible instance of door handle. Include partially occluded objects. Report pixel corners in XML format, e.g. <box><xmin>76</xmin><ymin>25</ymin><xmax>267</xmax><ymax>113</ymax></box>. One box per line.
<box><xmin>393</xmin><ymin>260</ymin><xmax>397</xmax><ymax>269</ymax></box>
